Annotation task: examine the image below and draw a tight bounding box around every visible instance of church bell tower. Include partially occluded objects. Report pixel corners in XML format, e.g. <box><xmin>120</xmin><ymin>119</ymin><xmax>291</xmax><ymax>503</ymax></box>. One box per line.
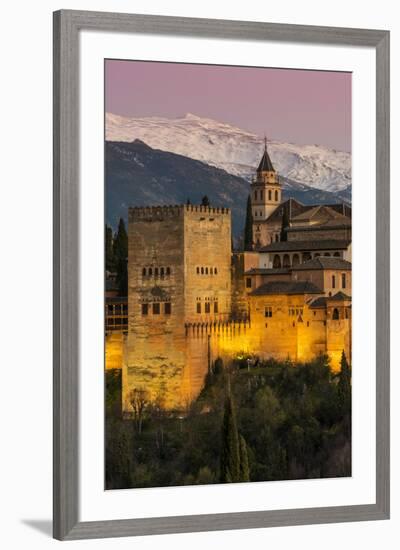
<box><xmin>250</xmin><ymin>138</ymin><xmax>282</xmax><ymax>221</ymax></box>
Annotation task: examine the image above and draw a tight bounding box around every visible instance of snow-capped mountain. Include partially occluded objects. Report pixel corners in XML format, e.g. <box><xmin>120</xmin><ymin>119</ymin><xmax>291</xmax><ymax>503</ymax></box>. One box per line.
<box><xmin>106</xmin><ymin>140</ymin><xmax>348</xmax><ymax>241</ymax></box>
<box><xmin>106</xmin><ymin>112</ymin><xmax>351</xmax><ymax>194</ymax></box>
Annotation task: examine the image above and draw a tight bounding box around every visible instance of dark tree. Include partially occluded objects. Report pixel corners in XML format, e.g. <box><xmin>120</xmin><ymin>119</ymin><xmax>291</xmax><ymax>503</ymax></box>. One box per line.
<box><xmin>114</xmin><ymin>218</ymin><xmax>128</xmax><ymax>296</ymax></box>
<box><xmin>220</xmin><ymin>393</ymin><xmax>240</xmax><ymax>483</ymax></box>
<box><xmin>337</xmin><ymin>351</ymin><xmax>351</xmax><ymax>411</ymax></box>
<box><xmin>239</xmin><ymin>434</ymin><xmax>250</xmax><ymax>482</ymax></box>
<box><xmin>105</xmin><ymin>224</ymin><xmax>115</xmax><ymax>271</ymax></box>
<box><xmin>201</xmin><ymin>195</ymin><xmax>210</xmax><ymax>207</ymax></box>
<box><xmin>186</xmin><ymin>198</ymin><xmax>192</xmax><ymax>205</ymax></box>
<box><xmin>243</xmin><ymin>195</ymin><xmax>253</xmax><ymax>251</ymax></box>
<box><xmin>280</xmin><ymin>205</ymin><xmax>289</xmax><ymax>242</ymax></box>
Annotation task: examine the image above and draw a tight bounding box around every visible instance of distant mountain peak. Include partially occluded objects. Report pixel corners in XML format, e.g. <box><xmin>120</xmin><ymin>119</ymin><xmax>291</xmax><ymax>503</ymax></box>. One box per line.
<box><xmin>106</xmin><ymin>112</ymin><xmax>351</xmax><ymax>195</ymax></box>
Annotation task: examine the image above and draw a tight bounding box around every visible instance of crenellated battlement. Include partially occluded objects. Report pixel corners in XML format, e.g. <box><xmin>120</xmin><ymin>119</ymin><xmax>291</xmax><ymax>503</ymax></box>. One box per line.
<box><xmin>185</xmin><ymin>317</ymin><xmax>250</xmax><ymax>337</ymax></box>
<box><xmin>184</xmin><ymin>204</ymin><xmax>230</xmax><ymax>215</ymax></box>
<box><xmin>129</xmin><ymin>205</ymin><xmax>184</xmax><ymax>221</ymax></box>
<box><xmin>129</xmin><ymin>204</ymin><xmax>231</xmax><ymax>222</ymax></box>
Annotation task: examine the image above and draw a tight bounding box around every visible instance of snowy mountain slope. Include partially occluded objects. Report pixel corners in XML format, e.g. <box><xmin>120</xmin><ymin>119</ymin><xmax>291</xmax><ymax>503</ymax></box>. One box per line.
<box><xmin>106</xmin><ymin>140</ymin><xmax>349</xmax><ymax>241</ymax></box>
<box><xmin>106</xmin><ymin>112</ymin><xmax>351</xmax><ymax>194</ymax></box>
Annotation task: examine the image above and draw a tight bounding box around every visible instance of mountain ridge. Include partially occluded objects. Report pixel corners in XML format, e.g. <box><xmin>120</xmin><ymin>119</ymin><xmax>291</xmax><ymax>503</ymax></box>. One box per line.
<box><xmin>106</xmin><ymin>140</ymin><xmax>349</xmax><ymax>242</ymax></box>
<box><xmin>106</xmin><ymin>112</ymin><xmax>351</xmax><ymax>196</ymax></box>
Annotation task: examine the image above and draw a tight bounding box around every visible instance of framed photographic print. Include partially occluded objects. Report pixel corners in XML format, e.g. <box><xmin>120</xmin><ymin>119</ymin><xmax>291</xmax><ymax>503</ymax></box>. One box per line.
<box><xmin>53</xmin><ymin>10</ymin><xmax>390</xmax><ymax>541</ymax></box>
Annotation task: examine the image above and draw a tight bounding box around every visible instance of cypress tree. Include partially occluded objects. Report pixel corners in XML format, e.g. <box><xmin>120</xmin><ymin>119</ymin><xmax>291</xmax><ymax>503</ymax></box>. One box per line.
<box><xmin>105</xmin><ymin>224</ymin><xmax>115</xmax><ymax>271</ymax></box>
<box><xmin>244</xmin><ymin>195</ymin><xmax>253</xmax><ymax>251</ymax></box>
<box><xmin>201</xmin><ymin>195</ymin><xmax>210</xmax><ymax>207</ymax></box>
<box><xmin>239</xmin><ymin>434</ymin><xmax>250</xmax><ymax>482</ymax></box>
<box><xmin>220</xmin><ymin>393</ymin><xmax>240</xmax><ymax>483</ymax></box>
<box><xmin>114</xmin><ymin>218</ymin><xmax>128</xmax><ymax>296</ymax></box>
<box><xmin>337</xmin><ymin>350</ymin><xmax>351</xmax><ymax>411</ymax></box>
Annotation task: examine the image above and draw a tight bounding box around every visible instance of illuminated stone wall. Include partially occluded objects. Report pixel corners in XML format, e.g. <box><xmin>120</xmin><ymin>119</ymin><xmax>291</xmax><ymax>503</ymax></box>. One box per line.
<box><xmin>105</xmin><ymin>332</ymin><xmax>126</xmax><ymax>370</ymax></box>
<box><xmin>123</xmin><ymin>205</ymin><xmax>232</xmax><ymax>411</ymax></box>
<box><xmin>247</xmin><ymin>292</ymin><xmax>351</xmax><ymax>371</ymax></box>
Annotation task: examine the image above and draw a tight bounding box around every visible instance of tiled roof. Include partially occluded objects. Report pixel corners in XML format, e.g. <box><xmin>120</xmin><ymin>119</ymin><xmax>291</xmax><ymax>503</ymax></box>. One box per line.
<box><xmin>292</xmin><ymin>257</ymin><xmax>352</xmax><ymax>271</ymax></box>
<box><xmin>330</xmin><ymin>291</ymin><xmax>351</xmax><ymax>301</ymax></box>
<box><xmin>309</xmin><ymin>297</ymin><xmax>328</xmax><ymax>309</ymax></box>
<box><xmin>325</xmin><ymin>203</ymin><xmax>352</xmax><ymax>218</ymax></box>
<box><xmin>290</xmin><ymin>205</ymin><xmax>347</xmax><ymax>223</ymax></box>
<box><xmin>249</xmin><ymin>281</ymin><xmax>322</xmax><ymax>296</ymax></box>
<box><xmin>259</xmin><ymin>239</ymin><xmax>351</xmax><ymax>253</ymax></box>
<box><xmin>265</xmin><ymin>198</ymin><xmax>307</xmax><ymax>223</ymax></box>
<box><xmin>244</xmin><ymin>267</ymin><xmax>291</xmax><ymax>276</ymax></box>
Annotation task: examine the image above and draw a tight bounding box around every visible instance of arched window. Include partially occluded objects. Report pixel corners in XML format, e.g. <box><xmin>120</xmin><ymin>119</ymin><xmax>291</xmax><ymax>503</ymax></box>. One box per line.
<box><xmin>160</xmin><ymin>267</ymin><xmax>164</xmax><ymax>277</ymax></box>
<box><xmin>292</xmin><ymin>254</ymin><xmax>300</xmax><ymax>266</ymax></box>
<box><xmin>332</xmin><ymin>275</ymin><xmax>336</xmax><ymax>288</ymax></box>
<box><xmin>324</xmin><ymin>252</ymin><xmax>331</xmax><ymax>257</ymax></box>
<box><xmin>342</xmin><ymin>273</ymin><xmax>346</xmax><ymax>288</ymax></box>
<box><xmin>260</xmin><ymin>190</ymin><xmax>263</xmax><ymax>200</ymax></box>
<box><xmin>275</xmin><ymin>190</ymin><xmax>279</xmax><ymax>202</ymax></box>
<box><xmin>275</xmin><ymin>234</ymin><xmax>279</xmax><ymax>242</ymax></box>
<box><xmin>155</xmin><ymin>267</ymin><xmax>159</xmax><ymax>277</ymax></box>
<box><xmin>273</xmin><ymin>255</ymin><xmax>281</xmax><ymax>268</ymax></box>
<box><xmin>196</xmin><ymin>267</ymin><xmax>200</xmax><ymax>274</ymax></box>
<box><xmin>268</xmin><ymin>190</ymin><xmax>272</xmax><ymax>201</ymax></box>
<box><xmin>214</xmin><ymin>267</ymin><xmax>217</xmax><ymax>274</ymax></box>
<box><xmin>142</xmin><ymin>267</ymin><xmax>146</xmax><ymax>277</ymax></box>
<box><xmin>254</xmin><ymin>190</ymin><xmax>258</xmax><ymax>200</ymax></box>
<box><xmin>166</xmin><ymin>267</ymin><xmax>171</xmax><ymax>276</ymax></box>
<box><xmin>332</xmin><ymin>308</ymin><xmax>340</xmax><ymax>320</ymax></box>
<box><xmin>333</xmin><ymin>251</ymin><xmax>341</xmax><ymax>257</ymax></box>
<box><xmin>205</xmin><ymin>267</ymin><xmax>208</xmax><ymax>274</ymax></box>
<box><xmin>302</xmin><ymin>252</ymin><xmax>312</xmax><ymax>262</ymax></box>
<box><xmin>283</xmin><ymin>254</ymin><xmax>291</xmax><ymax>268</ymax></box>
<box><xmin>148</xmin><ymin>267</ymin><xmax>152</xmax><ymax>276</ymax></box>
<box><xmin>201</xmin><ymin>267</ymin><xmax>204</xmax><ymax>274</ymax></box>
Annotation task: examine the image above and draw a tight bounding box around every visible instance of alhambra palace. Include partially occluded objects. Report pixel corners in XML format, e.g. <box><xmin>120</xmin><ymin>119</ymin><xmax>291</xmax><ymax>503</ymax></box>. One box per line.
<box><xmin>106</xmin><ymin>143</ymin><xmax>352</xmax><ymax>411</ymax></box>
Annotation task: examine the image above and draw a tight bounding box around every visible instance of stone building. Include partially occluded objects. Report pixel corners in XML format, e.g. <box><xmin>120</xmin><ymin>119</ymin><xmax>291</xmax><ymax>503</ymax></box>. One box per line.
<box><xmin>106</xmin><ymin>145</ymin><xmax>352</xmax><ymax>412</ymax></box>
<box><xmin>249</xmin><ymin>139</ymin><xmax>351</xmax><ymax>250</ymax></box>
<box><xmin>123</xmin><ymin>204</ymin><xmax>232</xmax><ymax>410</ymax></box>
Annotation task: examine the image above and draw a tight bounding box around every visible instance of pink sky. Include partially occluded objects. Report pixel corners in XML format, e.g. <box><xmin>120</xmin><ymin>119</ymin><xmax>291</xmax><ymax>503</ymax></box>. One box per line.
<box><xmin>105</xmin><ymin>60</ymin><xmax>351</xmax><ymax>152</ymax></box>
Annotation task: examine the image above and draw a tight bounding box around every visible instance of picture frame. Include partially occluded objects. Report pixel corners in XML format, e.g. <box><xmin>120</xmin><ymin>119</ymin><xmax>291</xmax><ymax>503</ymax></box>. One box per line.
<box><xmin>53</xmin><ymin>9</ymin><xmax>390</xmax><ymax>541</ymax></box>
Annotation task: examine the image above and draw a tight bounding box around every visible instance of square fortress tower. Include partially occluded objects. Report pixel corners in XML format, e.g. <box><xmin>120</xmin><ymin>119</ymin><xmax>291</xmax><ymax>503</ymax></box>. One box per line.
<box><xmin>124</xmin><ymin>204</ymin><xmax>232</xmax><ymax>410</ymax></box>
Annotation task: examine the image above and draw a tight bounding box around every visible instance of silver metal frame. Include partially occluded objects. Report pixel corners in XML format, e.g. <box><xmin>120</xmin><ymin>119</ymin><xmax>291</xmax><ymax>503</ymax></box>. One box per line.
<box><xmin>53</xmin><ymin>9</ymin><xmax>390</xmax><ymax>541</ymax></box>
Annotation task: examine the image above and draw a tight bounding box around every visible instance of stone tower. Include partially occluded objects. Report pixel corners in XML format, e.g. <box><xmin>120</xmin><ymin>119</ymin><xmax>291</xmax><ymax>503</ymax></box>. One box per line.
<box><xmin>250</xmin><ymin>138</ymin><xmax>282</xmax><ymax>222</ymax></box>
<box><xmin>123</xmin><ymin>204</ymin><xmax>232</xmax><ymax>410</ymax></box>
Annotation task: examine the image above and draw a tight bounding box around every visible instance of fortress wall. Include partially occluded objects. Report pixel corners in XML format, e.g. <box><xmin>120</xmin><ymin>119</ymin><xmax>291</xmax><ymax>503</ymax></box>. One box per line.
<box><xmin>125</xmin><ymin>206</ymin><xmax>187</xmax><ymax>410</ymax></box>
<box><xmin>231</xmin><ymin>252</ymin><xmax>259</xmax><ymax>317</ymax></box>
<box><xmin>183</xmin><ymin>206</ymin><xmax>232</xmax><ymax>323</ymax></box>
<box><xmin>105</xmin><ymin>332</ymin><xmax>125</xmax><ymax>370</ymax></box>
<box><xmin>326</xmin><ymin>319</ymin><xmax>351</xmax><ymax>371</ymax></box>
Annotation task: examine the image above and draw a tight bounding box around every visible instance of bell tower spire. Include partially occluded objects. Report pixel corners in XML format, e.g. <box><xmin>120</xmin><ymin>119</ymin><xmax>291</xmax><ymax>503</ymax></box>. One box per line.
<box><xmin>250</xmin><ymin>137</ymin><xmax>282</xmax><ymax>227</ymax></box>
